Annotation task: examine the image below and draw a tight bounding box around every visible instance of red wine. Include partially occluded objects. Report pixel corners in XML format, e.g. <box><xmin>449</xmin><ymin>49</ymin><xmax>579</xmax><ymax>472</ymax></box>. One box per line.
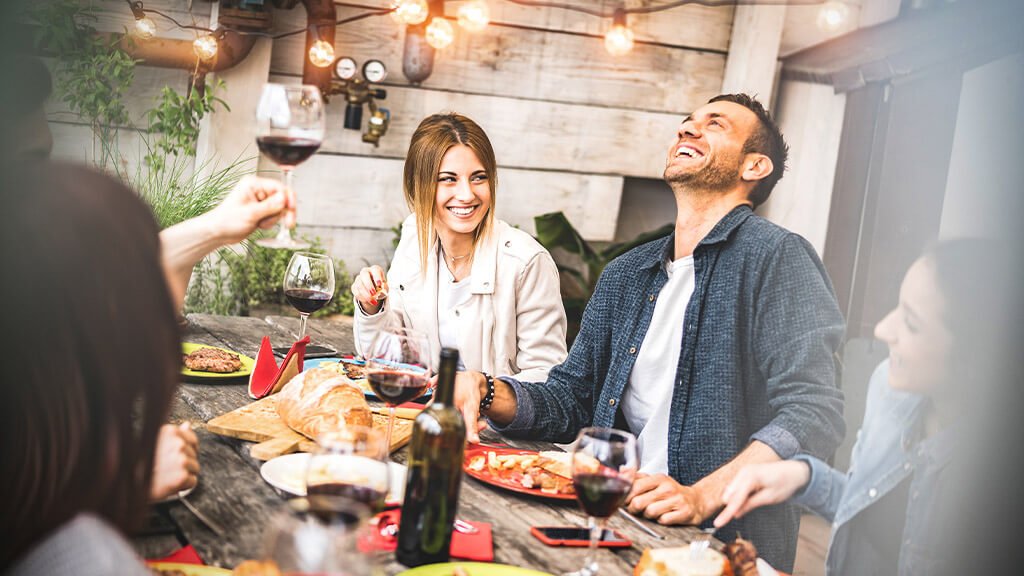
<box><xmin>256</xmin><ymin>136</ymin><xmax>321</xmax><ymax>167</ymax></box>
<box><xmin>284</xmin><ymin>288</ymin><xmax>332</xmax><ymax>314</ymax></box>
<box><xmin>573</xmin><ymin>473</ymin><xmax>631</xmax><ymax>518</ymax></box>
<box><xmin>395</xmin><ymin>348</ymin><xmax>466</xmax><ymax>567</ymax></box>
<box><xmin>368</xmin><ymin>370</ymin><xmax>430</xmax><ymax>405</ymax></box>
<box><xmin>308</xmin><ymin>482</ymin><xmax>386</xmax><ymax>510</ymax></box>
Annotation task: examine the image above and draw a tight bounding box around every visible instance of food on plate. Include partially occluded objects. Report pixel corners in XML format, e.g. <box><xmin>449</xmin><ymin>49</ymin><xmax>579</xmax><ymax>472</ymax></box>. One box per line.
<box><xmin>149</xmin><ymin>569</ymin><xmax>188</xmax><ymax>576</ymax></box>
<box><xmin>317</xmin><ymin>360</ymin><xmax>371</xmax><ymax>392</ymax></box>
<box><xmin>182</xmin><ymin>346</ymin><xmax>242</xmax><ymax>373</ymax></box>
<box><xmin>634</xmin><ymin>537</ymin><xmax>762</xmax><ymax>576</ymax></box>
<box><xmin>467</xmin><ymin>449</ymin><xmax>575</xmax><ymax>495</ymax></box>
<box><xmin>276</xmin><ymin>368</ymin><xmax>372</xmax><ymax>439</ymax></box>
<box><xmin>233</xmin><ymin>560</ymin><xmax>280</xmax><ymax>576</ymax></box>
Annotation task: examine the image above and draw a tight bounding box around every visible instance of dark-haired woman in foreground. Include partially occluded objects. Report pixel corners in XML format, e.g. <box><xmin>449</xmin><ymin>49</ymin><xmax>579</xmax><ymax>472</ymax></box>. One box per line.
<box><xmin>0</xmin><ymin>163</ymin><xmax>181</xmax><ymax>574</ymax></box>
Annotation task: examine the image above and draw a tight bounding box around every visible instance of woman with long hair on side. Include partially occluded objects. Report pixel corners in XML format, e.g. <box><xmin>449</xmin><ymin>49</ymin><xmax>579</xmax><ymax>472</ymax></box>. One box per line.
<box><xmin>0</xmin><ymin>163</ymin><xmax>181</xmax><ymax>575</ymax></box>
<box><xmin>352</xmin><ymin>113</ymin><xmax>567</xmax><ymax>381</ymax></box>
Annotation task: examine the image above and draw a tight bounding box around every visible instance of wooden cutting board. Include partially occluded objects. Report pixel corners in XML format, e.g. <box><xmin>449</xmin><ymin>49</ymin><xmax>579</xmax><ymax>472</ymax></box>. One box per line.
<box><xmin>207</xmin><ymin>395</ymin><xmax>415</xmax><ymax>460</ymax></box>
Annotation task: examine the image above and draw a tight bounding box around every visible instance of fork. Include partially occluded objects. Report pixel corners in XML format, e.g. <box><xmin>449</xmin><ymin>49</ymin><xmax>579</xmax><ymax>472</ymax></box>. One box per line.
<box><xmin>688</xmin><ymin>527</ymin><xmax>716</xmax><ymax>560</ymax></box>
<box><xmin>454</xmin><ymin>519</ymin><xmax>479</xmax><ymax>534</ymax></box>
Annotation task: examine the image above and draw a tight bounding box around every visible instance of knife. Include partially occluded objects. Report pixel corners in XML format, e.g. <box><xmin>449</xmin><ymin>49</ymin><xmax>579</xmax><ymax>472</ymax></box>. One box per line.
<box><xmin>179</xmin><ymin>492</ymin><xmax>226</xmax><ymax>537</ymax></box>
<box><xmin>618</xmin><ymin>508</ymin><xmax>664</xmax><ymax>539</ymax></box>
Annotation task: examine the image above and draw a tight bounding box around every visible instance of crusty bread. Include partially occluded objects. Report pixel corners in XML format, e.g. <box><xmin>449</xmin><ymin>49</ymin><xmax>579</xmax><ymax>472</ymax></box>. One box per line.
<box><xmin>634</xmin><ymin>545</ymin><xmax>730</xmax><ymax>576</ymax></box>
<box><xmin>275</xmin><ymin>368</ymin><xmax>373</xmax><ymax>439</ymax></box>
<box><xmin>537</xmin><ymin>450</ymin><xmax>572</xmax><ymax>478</ymax></box>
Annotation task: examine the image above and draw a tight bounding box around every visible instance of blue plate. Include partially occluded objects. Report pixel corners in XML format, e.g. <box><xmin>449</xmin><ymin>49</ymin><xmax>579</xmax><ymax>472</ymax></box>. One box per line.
<box><xmin>302</xmin><ymin>358</ymin><xmax>433</xmax><ymax>400</ymax></box>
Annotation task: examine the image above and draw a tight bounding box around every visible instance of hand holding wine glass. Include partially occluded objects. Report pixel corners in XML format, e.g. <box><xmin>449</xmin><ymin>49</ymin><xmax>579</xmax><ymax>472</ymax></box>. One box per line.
<box><xmin>255</xmin><ymin>83</ymin><xmax>325</xmax><ymax>249</ymax></box>
<box><xmin>364</xmin><ymin>328</ymin><xmax>431</xmax><ymax>452</ymax></box>
<box><xmin>568</xmin><ymin>427</ymin><xmax>638</xmax><ymax>576</ymax></box>
<box><xmin>306</xmin><ymin>426</ymin><xmax>391</xmax><ymax>513</ymax></box>
<box><xmin>284</xmin><ymin>252</ymin><xmax>335</xmax><ymax>342</ymax></box>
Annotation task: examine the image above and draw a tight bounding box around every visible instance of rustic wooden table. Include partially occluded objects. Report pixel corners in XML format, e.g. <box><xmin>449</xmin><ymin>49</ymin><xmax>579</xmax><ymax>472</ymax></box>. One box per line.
<box><xmin>137</xmin><ymin>313</ymin><xmax>712</xmax><ymax>575</ymax></box>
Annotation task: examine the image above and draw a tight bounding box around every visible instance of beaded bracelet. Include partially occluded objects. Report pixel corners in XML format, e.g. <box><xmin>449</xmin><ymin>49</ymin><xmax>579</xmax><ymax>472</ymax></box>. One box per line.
<box><xmin>479</xmin><ymin>373</ymin><xmax>495</xmax><ymax>413</ymax></box>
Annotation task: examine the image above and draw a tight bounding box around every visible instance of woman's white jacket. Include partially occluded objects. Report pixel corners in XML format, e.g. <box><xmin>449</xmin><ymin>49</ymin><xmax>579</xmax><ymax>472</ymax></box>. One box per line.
<box><xmin>353</xmin><ymin>214</ymin><xmax>568</xmax><ymax>381</ymax></box>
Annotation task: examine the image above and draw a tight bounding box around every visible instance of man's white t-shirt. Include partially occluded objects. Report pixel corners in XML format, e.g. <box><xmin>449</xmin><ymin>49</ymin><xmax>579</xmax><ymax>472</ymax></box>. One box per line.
<box><xmin>620</xmin><ymin>255</ymin><xmax>695</xmax><ymax>474</ymax></box>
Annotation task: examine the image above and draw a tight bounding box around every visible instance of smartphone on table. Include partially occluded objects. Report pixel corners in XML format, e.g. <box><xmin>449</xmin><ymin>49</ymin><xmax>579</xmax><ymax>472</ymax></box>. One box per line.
<box><xmin>530</xmin><ymin>526</ymin><xmax>632</xmax><ymax>547</ymax></box>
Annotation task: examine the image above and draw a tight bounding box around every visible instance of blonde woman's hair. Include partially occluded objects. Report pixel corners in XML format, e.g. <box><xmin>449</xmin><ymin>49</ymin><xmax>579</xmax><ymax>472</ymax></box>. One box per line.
<box><xmin>404</xmin><ymin>113</ymin><xmax>497</xmax><ymax>274</ymax></box>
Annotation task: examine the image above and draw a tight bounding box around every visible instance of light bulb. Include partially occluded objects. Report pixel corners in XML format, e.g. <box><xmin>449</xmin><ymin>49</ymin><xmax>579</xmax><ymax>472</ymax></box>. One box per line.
<box><xmin>193</xmin><ymin>34</ymin><xmax>219</xmax><ymax>61</ymax></box>
<box><xmin>309</xmin><ymin>40</ymin><xmax>335</xmax><ymax>68</ymax></box>
<box><xmin>457</xmin><ymin>1</ymin><xmax>490</xmax><ymax>32</ymax></box>
<box><xmin>817</xmin><ymin>1</ymin><xmax>850</xmax><ymax>33</ymax></box>
<box><xmin>604</xmin><ymin>24</ymin><xmax>634</xmax><ymax>56</ymax></box>
<box><xmin>425</xmin><ymin>17</ymin><xmax>455</xmax><ymax>50</ymax></box>
<box><xmin>134</xmin><ymin>16</ymin><xmax>156</xmax><ymax>40</ymax></box>
<box><xmin>392</xmin><ymin>0</ymin><xmax>429</xmax><ymax>26</ymax></box>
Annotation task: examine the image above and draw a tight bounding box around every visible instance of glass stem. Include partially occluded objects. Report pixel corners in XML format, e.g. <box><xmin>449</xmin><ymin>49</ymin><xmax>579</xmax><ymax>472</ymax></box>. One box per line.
<box><xmin>584</xmin><ymin>516</ymin><xmax>601</xmax><ymax>575</ymax></box>
<box><xmin>276</xmin><ymin>168</ymin><xmax>294</xmax><ymax>242</ymax></box>
<box><xmin>384</xmin><ymin>406</ymin><xmax>396</xmax><ymax>455</ymax></box>
<box><xmin>297</xmin><ymin>312</ymin><xmax>309</xmax><ymax>340</ymax></box>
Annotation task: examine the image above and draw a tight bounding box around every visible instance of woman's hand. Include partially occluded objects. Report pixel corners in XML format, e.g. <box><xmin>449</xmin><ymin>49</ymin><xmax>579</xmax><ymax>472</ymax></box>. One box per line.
<box><xmin>149</xmin><ymin>422</ymin><xmax>200</xmax><ymax>502</ymax></box>
<box><xmin>713</xmin><ymin>460</ymin><xmax>811</xmax><ymax>528</ymax></box>
<box><xmin>351</xmin><ymin>265</ymin><xmax>388</xmax><ymax>315</ymax></box>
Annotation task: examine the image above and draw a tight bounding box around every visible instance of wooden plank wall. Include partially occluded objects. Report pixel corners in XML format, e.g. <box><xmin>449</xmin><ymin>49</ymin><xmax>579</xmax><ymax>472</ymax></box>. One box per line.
<box><xmin>44</xmin><ymin>0</ymin><xmax>732</xmax><ymax>271</ymax></box>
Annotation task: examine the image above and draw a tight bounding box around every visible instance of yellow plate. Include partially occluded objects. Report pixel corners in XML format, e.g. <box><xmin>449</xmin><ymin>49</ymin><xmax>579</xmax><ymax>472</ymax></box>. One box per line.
<box><xmin>398</xmin><ymin>562</ymin><xmax>553</xmax><ymax>576</ymax></box>
<box><xmin>181</xmin><ymin>342</ymin><xmax>254</xmax><ymax>380</ymax></box>
<box><xmin>147</xmin><ymin>562</ymin><xmax>232</xmax><ymax>575</ymax></box>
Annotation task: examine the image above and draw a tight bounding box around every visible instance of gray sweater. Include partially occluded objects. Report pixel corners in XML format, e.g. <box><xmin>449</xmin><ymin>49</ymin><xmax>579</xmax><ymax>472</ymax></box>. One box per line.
<box><xmin>6</xmin><ymin>514</ymin><xmax>150</xmax><ymax>576</ymax></box>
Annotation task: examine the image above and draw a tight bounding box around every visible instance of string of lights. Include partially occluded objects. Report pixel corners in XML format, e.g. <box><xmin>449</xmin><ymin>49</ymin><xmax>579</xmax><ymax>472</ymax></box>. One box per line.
<box><xmin>126</xmin><ymin>0</ymin><xmax>854</xmax><ymax>61</ymax></box>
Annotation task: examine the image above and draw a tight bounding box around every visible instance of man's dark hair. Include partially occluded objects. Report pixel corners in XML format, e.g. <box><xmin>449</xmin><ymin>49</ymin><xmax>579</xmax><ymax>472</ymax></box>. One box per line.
<box><xmin>709</xmin><ymin>93</ymin><xmax>789</xmax><ymax>208</ymax></box>
<box><xmin>0</xmin><ymin>56</ymin><xmax>52</xmax><ymax>118</ymax></box>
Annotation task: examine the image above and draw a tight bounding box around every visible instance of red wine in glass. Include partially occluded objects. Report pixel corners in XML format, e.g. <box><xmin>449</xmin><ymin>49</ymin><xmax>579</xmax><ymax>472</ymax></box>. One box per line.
<box><xmin>572</xmin><ymin>473</ymin><xmax>632</xmax><ymax>518</ymax></box>
<box><xmin>308</xmin><ymin>482</ymin><xmax>387</xmax><ymax>512</ymax></box>
<box><xmin>368</xmin><ymin>371</ymin><xmax>431</xmax><ymax>405</ymax></box>
<box><xmin>284</xmin><ymin>288</ymin><xmax>332</xmax><ymax>314</ymax></box>
<box><xmin>256</xmin><ymin>136</ymin><xmax>321</xmax><ymax>168</ymax></box>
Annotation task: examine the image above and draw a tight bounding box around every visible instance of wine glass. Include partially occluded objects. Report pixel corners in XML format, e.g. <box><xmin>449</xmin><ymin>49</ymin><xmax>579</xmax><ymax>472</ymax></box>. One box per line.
<box><xmin>262</xmin><ymin>497</ymin><xmax>375</xmax><ymax>576</ymax></box>
<box><xmin>255</xmin><ymin>83</ymin><xmax>325</xmax><ymax>249</ymax></box>
<box><xmin>567</xmin><ymin>427</ymin><xmax>638</xmax><ymax>576</ymax></box>
<box><xmin>306</xmin><ymin>426</ymin><xmax>391</xmax><ymax>513</ymax></box>
<box><xmin>364</xmin><ymin>327</ymin><xmax>431</xmax><ymax>452</ymax></box>
<box><xmin>284</xmin><ymin>252</ymin><xmax>335</xmax><ymax>341</ymax></box>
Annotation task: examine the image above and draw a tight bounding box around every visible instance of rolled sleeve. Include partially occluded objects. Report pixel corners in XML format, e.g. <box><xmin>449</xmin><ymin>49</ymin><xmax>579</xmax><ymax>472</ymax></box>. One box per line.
<box><xmin>486</xmin><ymin>377</ymin><xmax>537</xmax><ymax>434</ymax></box>
<box><xmin>750</xmin><ymin>422</ymin><xmax>801</xmax><ymax>459</ymax></box>
<box><xmin>790</xmin><ymin>454</ymin><xmax>845</xmax><ymax>522</ymax></box>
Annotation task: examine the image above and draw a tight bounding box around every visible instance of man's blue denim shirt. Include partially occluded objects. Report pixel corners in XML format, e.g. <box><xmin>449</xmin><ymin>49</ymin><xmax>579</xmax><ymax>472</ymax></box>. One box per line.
<box><xmin>495</xmin><ymin>205</ymin><xmax>846</xmax><ymax>571</ymax></box>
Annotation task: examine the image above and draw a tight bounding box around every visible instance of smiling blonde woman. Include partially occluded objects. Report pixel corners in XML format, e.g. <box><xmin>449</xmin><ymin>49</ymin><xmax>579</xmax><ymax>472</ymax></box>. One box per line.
<box><xmin>352</xmin><ymin>113</ymin><xmax>567</xmax><ymax>381</ymax></box>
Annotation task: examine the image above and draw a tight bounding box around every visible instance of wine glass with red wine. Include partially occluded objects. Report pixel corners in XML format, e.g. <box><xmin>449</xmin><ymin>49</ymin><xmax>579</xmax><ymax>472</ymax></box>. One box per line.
<box><xmin>283</xmin><ymin>252</ymin><xmax>335</xmax><ymax>341</ymax></box>
<box><xmin>364</xmin><ymin>328</ymin><xmax>431</xmax><ymax>452</ymax></box>
<box><xmin>255</xmin><ymin>83</ymin><xmax>325</xmax><ymax>249</ymax></box>
<box><xmin>262</xmin><ymin>497</ymin><xmax>375</xmax><ymax>576</ymax></box>
<box><xmin>306</xmin><ymin>426</ymin><xmax>391</xmax><ymax>513</ymax></box>
<box><xmin>568</xmin><ymin>427</ymin><xmax>638</xmax><ymax>576</ymax></box>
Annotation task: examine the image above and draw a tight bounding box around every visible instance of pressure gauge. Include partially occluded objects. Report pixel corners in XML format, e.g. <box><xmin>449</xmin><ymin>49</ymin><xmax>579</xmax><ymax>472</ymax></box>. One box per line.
<box><xmin>362</xmin><ymin>60</ymin><xmax>388</xmax><ymax>83</ymax></box>
<box><xmin>334</xmin><ymin>56</ymin><xmax>358</xmax><ymax>80</ymax></box>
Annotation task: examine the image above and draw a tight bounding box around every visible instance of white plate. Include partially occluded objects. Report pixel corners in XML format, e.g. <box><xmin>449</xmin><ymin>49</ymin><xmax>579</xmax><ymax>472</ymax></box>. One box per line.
<box><xmin>757</xmin><ymin>558</ymin><xmax>779</xmax><ymax>576</ymax></box>
<box><xmin>260</xmin><ymin>452</ymin><xmax>406</xmax><ymax>505</ymax></box>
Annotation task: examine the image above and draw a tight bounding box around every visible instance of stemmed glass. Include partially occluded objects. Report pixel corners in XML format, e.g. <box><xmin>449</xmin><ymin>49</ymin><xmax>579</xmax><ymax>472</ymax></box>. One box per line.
<box><xmin>255</xmin><ymin>83</ymin><xmax>325</xmax><ymax>249</ymax></box>
<box><xmin>364</xmin><ymin>327</ymin><xmax>431</xmax><ymax>453</ymax></box>
<box><xmin>262</xmin><ymin>497</ymin><xmax>374</xmax><ymax>576</ymax></box>
<box><xmin>283</xmin><ymin>252</ymin><xmax>335</xmax><ymax>341</ymax></box>
<box><xmin>567</xmin><ymin>427</ymin><xmax>638</xmax><ymax>576</ymax></box>
<box><xmin>306</xmin><ymin>426</ymin><xmax>391</xmax><ymax>513</ymax></box>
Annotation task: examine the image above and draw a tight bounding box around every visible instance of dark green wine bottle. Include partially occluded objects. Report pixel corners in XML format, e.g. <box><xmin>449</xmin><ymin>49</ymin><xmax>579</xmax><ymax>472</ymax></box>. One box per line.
<box><xmin>395</xmin><ymin>348</ymin><xmax>467</xmax><ymax>567</ymax></box>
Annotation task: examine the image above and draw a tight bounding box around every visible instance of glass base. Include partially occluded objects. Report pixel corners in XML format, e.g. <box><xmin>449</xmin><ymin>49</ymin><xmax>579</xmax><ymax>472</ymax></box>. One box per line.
<box><xmin>255</xmin><ymin>235</ymin><xmax>310</xmax><ymax>250</ymax></box>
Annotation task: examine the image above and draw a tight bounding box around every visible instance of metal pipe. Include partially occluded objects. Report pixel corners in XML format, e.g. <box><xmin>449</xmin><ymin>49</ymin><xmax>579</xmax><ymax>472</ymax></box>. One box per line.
<box><xmin>106</xmin><ymin>29</ymin><xmax>258</xmax><ymax>73</ymax></box>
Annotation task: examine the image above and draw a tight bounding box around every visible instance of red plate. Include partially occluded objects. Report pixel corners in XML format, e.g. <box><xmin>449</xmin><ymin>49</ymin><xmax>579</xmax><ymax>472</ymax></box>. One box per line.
<box><xmin>462</xmin><ymin>444</ymin><xmax>576</xmax><ymax>501</ymax></box>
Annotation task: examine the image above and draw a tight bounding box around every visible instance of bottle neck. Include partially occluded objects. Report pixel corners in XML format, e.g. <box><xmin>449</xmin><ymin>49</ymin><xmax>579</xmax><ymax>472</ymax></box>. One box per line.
<box><xmin>434</xmin><ymin>349</ymin><xmax>458</xmax><ymax>405</ymax></box>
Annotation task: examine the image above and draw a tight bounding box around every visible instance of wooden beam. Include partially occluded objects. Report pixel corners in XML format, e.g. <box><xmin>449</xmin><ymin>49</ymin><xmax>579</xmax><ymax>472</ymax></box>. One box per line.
<box><xmin>720</xmin><ymin>5</ymin><xmax>786</xmax><ymax>105</ymax></box>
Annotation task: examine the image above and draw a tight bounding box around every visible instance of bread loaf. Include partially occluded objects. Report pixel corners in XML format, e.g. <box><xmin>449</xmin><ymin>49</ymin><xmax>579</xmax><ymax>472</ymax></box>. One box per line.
<box><xmin>634</xmin><ymin>545</ymin><xmax>730</xmax><ymax>576</ymax></box>
<box><xmin>276</xmin><ymin>368</ymin><xmax>373</xmax><ymax>439</ymax></box>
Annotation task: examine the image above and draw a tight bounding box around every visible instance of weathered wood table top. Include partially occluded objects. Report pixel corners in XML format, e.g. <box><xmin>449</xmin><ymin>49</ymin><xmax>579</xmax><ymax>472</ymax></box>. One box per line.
<box><xmin>142</xmin><ymin>313</ymin><xmax>712</xmax><ymax>575</ymax></box>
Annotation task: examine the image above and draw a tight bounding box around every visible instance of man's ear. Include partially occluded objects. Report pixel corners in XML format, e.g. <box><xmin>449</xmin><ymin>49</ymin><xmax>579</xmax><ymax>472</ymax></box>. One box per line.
<box><xmin>741</xmin><ymin>154</ymin><xmax>773</xmax><ymax>183</ymax></box>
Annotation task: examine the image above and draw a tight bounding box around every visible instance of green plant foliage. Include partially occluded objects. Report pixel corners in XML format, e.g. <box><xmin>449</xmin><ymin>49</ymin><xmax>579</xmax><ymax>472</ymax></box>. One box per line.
<box><xmin>146</xmin><ymin>80</ymin><xmax>230</xmax><ymax>172</ymax></box>
<box><xmin>534</xmin><ymin>211</ymin><xmax>673</xmax><ymax>343</ymax></box>
<box><xmin>185</xmin><ymin>235</ymin><xmax>355</xmax><ymax>318</ymax></box>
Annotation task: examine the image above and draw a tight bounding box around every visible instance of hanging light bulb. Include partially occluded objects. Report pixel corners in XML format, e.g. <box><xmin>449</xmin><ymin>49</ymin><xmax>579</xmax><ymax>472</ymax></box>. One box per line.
<box><xmin>457</xmin><ymin>1</ymin><xmax>490</xmax><ymax>32</ymax></box>
<box><xmin>604</xmin><ymin>9</ymin><xmax>634</xmax><ymax>56</ymax></box>
<box><xmin>193</xmin><ymin>34</ymin><xmax>219</xmax><ymax>61</ymax></box>
<box><xmin>425</xmin><ymin>17</ymin><xmax>455</xmax><ymax>50</ymax></box>
<box><xmin>392</xmin><ymin>0</ymin><xmax>429</xmax><ymax>26</ymax></box>
<box><xmin>817</xmin><ymin>1</ymin><xmax>850</xmax><ymax>33</ymax></box>
<box><xmin>134</xmin><ymin>15</ymin><xmax>157</xmax><ymax>40</ymax></box>
<box><xmin>309</xmin><ymin>40</ymin><xmax>335</xmax><ymax>68</ymax></box>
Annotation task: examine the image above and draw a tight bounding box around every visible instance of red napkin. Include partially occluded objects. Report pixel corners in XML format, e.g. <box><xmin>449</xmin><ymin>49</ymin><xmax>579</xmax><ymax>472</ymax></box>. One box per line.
<box><xmin>372</xmin><ymin>509</ymin><xmax>493</xmax><ymax>562</ymax></box>
<box><xmin>147</xmin><ymin>544</ymin><xmax>204</xmax><ymax>565</ymax></box>
<box><xmin>248</xmin><ymin>336</ymin><xmax>308</xmax><ymax>399</ymax></box>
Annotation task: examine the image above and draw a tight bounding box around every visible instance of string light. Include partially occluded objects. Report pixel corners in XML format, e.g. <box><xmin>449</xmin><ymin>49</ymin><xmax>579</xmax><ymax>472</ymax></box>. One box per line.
<box><xmin>309</xmin><ymin>40</ymin><xmax>335</xmax><ymax>67</ymax></box>
<box><xmin>425</xmin><ymin>17</ymin><xmax>455</xmax><ymax>50</ymax></box>
<box><xmin>193</xmin><ymin>34</ymin><xmax>219</xmax><ymax>61</ymax></box>
<box><xmin>134</xmin><ymin>15</ymin><xmax>157</xmax><ymax>39</ymax></box>
<box><xmin>816</xmin><ymin>0</ymin><xmax>850</xmax><ymax>33</ymax></box>
<box><xmin>391</xmin><ymin>0</ymin><xmax>430</xmax><ymax>25</ymax></box>
<box><xmin>457</xmin><ymin>1</ymin><xmax>491</xmax><ymax>32</ymax></box>
<box><xmin>604</xmin><ymin>9</ymin><xmax>634</xmax><ymax>56</ymax></box>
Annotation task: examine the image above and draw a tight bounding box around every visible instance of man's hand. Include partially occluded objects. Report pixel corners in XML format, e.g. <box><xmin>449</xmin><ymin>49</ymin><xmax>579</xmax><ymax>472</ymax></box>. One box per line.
<box><xmin>713</xmin><ymin>460</ymin><xmax>810</xmax><ymax>528</ymax></box>
<box><xmin>206</xmin><ymin>175</ymin><xmax>296</xmax><ymax>245</ymax></box>
<box><xmin>625</xmin><ymin>473</ymin><xmax>716</xmax><ymax>525</ymax></box>
<box><xmin>149</xmin><ymin>422</ymin><xmax>200</xmax><ymax>502</ymax></box>
<box><xmin>453</xmin><ymin>371</ymin><xmax>489</xmax><ymax>443</ymax></box>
